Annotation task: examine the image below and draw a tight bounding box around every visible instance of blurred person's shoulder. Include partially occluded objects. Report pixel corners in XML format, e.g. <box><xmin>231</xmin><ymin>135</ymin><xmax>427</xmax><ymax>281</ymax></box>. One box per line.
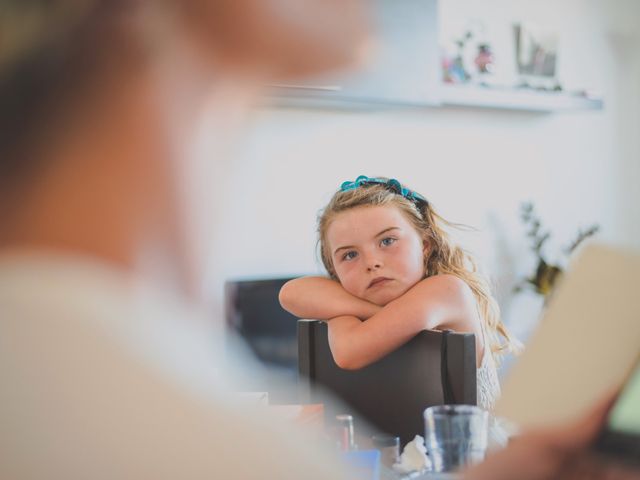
<box><xmin>0</xmin><ymin>252</ymin><xmax>351</xmax><ymax>479</ymax></box>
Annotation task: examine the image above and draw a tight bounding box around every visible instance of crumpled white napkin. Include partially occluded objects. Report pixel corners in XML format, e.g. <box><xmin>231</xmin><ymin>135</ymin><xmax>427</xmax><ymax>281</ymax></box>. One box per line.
<box><xmin>392</xmin><ymin>435</ymin><xmax>432</xmax><ymax>474</ymax></box>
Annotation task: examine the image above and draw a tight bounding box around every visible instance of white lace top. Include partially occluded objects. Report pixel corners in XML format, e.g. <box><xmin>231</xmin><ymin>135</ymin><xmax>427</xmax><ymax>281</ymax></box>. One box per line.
<box><xmin>476</xmin><ymin>324</ymin><xmax>501</xmax><ymax>411</ymax></box>
<box><xmin>475</xmin><ymin>324</ymin><xmax>510</xmax><ymax>448</ymax></box>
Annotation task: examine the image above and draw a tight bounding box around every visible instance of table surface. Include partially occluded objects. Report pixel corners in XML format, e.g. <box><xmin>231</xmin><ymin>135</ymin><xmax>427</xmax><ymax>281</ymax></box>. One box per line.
<box><xmin>415</xmin><ymin>473</ymin><xmax>461</xmax><ymax>480</ymax></box>
<box><xmin>381</xmin><ymin>466</ymin><xmax>461</xmax><ymax>480</ymax></box>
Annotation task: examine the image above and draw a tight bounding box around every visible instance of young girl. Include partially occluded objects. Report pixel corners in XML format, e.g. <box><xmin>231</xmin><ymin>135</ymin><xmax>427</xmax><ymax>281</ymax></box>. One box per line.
<box><xmin>279</xmin><ymin>175</ymin><xmax>520</xmax><ymax>411</ymax></box>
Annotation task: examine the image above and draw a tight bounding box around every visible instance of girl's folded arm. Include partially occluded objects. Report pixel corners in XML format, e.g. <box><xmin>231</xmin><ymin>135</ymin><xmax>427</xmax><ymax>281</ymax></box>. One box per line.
<box><xmin>327</xmin><ymin>274</ymin><xmax>477</xmax><ymax>370</ymax></box>
<box><xmin>279</xmin><ymin>276</ymin><xmax>381</xmax><ymax>320</ymax></box>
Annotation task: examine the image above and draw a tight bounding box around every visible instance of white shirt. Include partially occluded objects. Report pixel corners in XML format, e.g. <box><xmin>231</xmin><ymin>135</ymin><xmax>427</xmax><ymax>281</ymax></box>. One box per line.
<box><xmin>0</xmin><ymin>252</ymin><xmax>351</xmax><ymax>480</ymax></box>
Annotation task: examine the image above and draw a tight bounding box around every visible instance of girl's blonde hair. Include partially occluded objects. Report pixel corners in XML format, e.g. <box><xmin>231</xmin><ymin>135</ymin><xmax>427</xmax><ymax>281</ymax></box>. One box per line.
<box><xmin>318</xmin><ymin>179</ymin><xmax>521</xmax><ymax>361</ymax></box>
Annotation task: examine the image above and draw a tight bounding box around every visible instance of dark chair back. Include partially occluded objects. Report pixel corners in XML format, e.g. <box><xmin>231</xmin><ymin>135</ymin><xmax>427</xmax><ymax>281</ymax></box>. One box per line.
<box><xmin>224</xmin><ymin>278</ymin><xmax>300</xmax><ymax>403</ymax></box>
<box><xmin>298</xmin><ymin>320</ymin><xmax>476</xmax><ymax>444</ymax></box>
<box><xmin>225</xmin><ymin>278</ymin><xmax>299</xmax><ymax>367</ymax></box>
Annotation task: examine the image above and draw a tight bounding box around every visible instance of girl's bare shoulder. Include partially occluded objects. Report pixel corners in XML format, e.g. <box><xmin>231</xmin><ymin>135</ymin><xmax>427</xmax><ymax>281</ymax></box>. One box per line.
<box><xmin>413</xmin><ymin>274</ymin><xmax>480</xmax><ymax>327</ymax></box>
<box><xmin>417</xmin><ymin>274</ymin><xmax>476</xmax><ymax>301</ymax></box>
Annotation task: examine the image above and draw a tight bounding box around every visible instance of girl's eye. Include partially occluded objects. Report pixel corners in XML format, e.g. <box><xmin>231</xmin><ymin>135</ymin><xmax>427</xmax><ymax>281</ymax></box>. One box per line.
<box><xmin>342</xmin><ymin>250</ymin><xmax>358</xmax><ymax>261</ymax></box>
<box><xmin>380</xmin><ymin>237</ymin><xmax>396</xmax><ymax>247</ymax></box>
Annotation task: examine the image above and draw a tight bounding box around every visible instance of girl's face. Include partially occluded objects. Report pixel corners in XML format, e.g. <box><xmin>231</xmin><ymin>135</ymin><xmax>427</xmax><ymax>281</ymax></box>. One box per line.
<box><xmin>326</xmin><ymin>205</ymin><xmax>428</xmax><ymax>306</ymax></box>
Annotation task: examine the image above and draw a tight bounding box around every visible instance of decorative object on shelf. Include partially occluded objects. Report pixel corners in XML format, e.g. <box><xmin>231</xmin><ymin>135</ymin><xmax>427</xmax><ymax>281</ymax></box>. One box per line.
<box><xmin>513</xmin><ymin>202</ymin><xmax>600</xmax><ymax>298</ymax></box>
<box><xmin>442</xmin><ymin>29</ymin><xmax>473</xmax><ymax>84</ymax></box>
<box><xmin>475</xmin><ymin>43</ymin><xmax>495</xmax><ymax>75</ymax></box>
<box><xmin>442</xmin><ymin>19</ymin><xmax>499</xmax><ymax>87</ymax></box>
<box><xmin>474</xmin><ymin>42</ymin><xmax>495</xmax><ymax>86</ymax></box>
<box><xmin>442</xmin><ymin>53</ymin><xmax>470</xmax><ymax>84</ymax></box>
<box><xmin>514</xmin><ymin>23</ymin><xmax>559</xmax><ymax>90</ymax></box>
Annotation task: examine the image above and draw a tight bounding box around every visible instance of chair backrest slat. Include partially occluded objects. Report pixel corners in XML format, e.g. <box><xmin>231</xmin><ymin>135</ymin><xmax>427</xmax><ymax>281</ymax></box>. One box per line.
<box><xmin>298</xmin><ymin>320</ymin><xmax>476</xmax><ymax>444</ymax></box>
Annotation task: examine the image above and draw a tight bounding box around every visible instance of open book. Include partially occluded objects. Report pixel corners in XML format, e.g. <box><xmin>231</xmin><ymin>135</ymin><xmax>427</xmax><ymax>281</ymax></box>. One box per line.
<box><xmin>496</xmin><ymin>244</ymin><xmax>640</xmax><ymax>429</ymax></box>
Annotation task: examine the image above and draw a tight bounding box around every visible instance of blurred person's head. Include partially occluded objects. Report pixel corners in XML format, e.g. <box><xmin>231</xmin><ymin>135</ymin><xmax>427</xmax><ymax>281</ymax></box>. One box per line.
<box><xmin>0</xmin><ymin>0</ymin><xmax>369</xmax><ymax>298</ymax></box>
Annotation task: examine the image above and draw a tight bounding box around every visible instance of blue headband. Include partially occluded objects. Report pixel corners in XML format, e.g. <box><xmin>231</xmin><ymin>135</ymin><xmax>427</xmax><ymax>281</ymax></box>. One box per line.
<box><xmin>340</xmin><ymin>175</ymin><xmax>428</xmax><ymax>208</ymax></box>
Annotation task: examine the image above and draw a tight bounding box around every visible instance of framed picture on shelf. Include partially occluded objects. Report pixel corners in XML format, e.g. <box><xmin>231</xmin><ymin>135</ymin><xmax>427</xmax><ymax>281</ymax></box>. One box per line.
<box><xmin>514</xmin><ymin>23</ymin><xmax>559</xmax><ymax>88</ymax></box>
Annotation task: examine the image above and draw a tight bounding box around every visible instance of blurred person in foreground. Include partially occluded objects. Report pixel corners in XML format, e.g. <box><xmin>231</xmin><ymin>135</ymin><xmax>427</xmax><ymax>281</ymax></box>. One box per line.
<box><xmin>0</xmin><ymin>1</ymin><xmax>637</xmax><ymax>479</ymax></box>
<box><xmin>0</xmin><ymin>1</ymin><xmax>369</xmax><ymax>478</ymax></box>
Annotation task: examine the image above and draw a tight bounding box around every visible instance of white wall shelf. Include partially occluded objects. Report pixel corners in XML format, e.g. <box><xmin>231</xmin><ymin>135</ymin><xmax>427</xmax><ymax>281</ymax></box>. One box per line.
<box><xmin>268</xmin><ymin>84</ymin><xmax>604</xmax><ymax>113</ymax></box>
<box><xmin>267</xmin><ymin>0</ymin><xmax>604</xmax><ymax>113</ymax></box>
<box><xmin>438</xmin><ymin>84</ymin><xmax>604</xmax><ymax>112</ymax></box>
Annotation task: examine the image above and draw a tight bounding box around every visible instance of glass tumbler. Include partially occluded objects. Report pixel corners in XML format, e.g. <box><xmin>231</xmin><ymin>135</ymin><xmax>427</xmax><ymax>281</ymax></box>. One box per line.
<box><xmin>423</xmin><ymin>405</ymin><xmax>489</xmax><ymax>472</ymax></box>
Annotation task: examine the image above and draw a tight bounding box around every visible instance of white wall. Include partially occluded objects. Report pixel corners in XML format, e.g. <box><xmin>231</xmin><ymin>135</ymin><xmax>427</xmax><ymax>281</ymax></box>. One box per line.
<box><xmin>211</xmin><ymin>0</ymin><xmax>640</xmax><ymax>346</ymax></box>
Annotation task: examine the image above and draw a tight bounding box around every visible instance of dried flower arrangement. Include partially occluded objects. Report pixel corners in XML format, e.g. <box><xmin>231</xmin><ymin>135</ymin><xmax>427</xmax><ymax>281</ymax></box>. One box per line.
<box><xmin>513</xmin><ymin>202</ymin><xmax>600</xmax><ymax>297</ymax></box>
